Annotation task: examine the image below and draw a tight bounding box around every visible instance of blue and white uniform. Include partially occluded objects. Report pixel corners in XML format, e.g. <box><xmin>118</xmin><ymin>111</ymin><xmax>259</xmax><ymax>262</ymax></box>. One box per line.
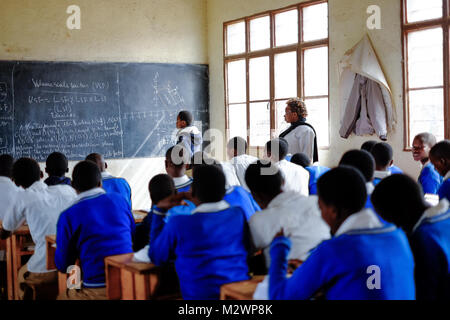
<box><xmin>101</xmin><ymin>171</ymin><xmax>132</xmax><ymax>209</ymax></box>
<box><xmin>438</xmin><ymin>172</ymin><xmax>450</xmax><ymax>202</ymax></box>
<box><xmin>173</xmin><ymin>175</ymin><xmax>193</xmax><ymax>193</ymax></box>
<box><xmin>373</xmin><ymin>170</ymin><xmax>391</xmax><ymax>186</ymax></box>
<box><xmin>419</xmin><ymin>162</ymin><xmax>443</xmax><ymax>195</ymax></box>
<box><xmin>305</xmin><ymin>165</ymin><xmax>330</xmax><ymax>195</ymax></box>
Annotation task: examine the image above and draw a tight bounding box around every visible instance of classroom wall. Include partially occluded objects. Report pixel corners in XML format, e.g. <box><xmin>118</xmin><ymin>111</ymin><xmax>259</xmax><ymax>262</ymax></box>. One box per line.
<box><xmin>207</xmin><ymin>0</ymin><xmax>423</xmax><ymax>179</ymax></box>
<box><xmin>0</xmin><ymin>0</ymin><xmax>208</xmax><ymax>209</ymax></box>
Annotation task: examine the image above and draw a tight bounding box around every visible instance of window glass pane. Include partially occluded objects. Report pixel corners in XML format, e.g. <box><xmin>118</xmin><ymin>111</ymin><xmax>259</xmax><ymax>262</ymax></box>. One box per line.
<box><xmin>228</xmin><ymin>103</ymin><xmax>247</xmax><ymax>141</ymax></box>
<box><xmin>250</xmin><ymin>16</ymin><xmax>270</xmax><ymax>51</ymax></box>
<box><xmin>409</xmin><ymin>89</ymin><xmax>444</xmax><ymax>145</ymax></box>
<box><xmin>275</xmin><ymin>9</ymin><xmax>298</xmax><ymax>47</ymax></box>
<box><xmin>406</xmin><ymin>0</ymin><xmax>442</xmax><ymax>23</ymax></box>
<box><xmin>275</xmin><ymin>51</ymin><xmax>297</xmax><ymax>99</ymax></box>
<box><xmin>275</xmin><ymin>100</ymin><xmax>290</xmax><ymax>134</ymax></box>
<box><xmin>303</xmin><ymin>2</ymin><xmax>328</xmax><ymax>42</ymax></box>
<box><xmin>304</xmin><ymin>98</ymin><xmax>329</xmax><ymax>147</ymax></box>
<box><xmin>227</xmin><ymin>60</ymin><xmax>246</xmax><ymax>103</ymax></box>
<box><xmin>408</xmin><ymin>28</ymin><xmax>443</xmax><ymax>88</ymax></box>
<box><xmin>249</xmin><ymin>56</ymin><xmax>270</xmax><ymax>101</ymax></box>
<box><xmin>226</xmin><ymin>22</ymin><xmax>246</xmax><ymax>55</ymax></box>
<box><xmin>249</xmin><ymin>102</ymin><xmax>270</xmax><ymax>146</ymax></box>
<box><xmin>304</xmin><ymin>47</ymin><xmax>328</xmax><ymax>96</ymax></box>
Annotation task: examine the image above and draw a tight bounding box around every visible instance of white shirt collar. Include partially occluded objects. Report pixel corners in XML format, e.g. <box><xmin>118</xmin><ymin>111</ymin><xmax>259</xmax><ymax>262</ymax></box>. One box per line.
<box><xmin>76</xmin><ymin>187</ymin><xmax>106</xmax><ymax>202</ymax></box>
<box><xmin>173</xmin><ymin>175</ymin><xmax>191</xmax><ymax>187</ymax></box>
<box><xmin>267</xmin><ymin>191</ymin><xmax>303</xmax><ymax>209</ymax></box>
<box><xmin>0</xmin><ymin>176</ymin><xmax>16</xmax><ymax>186</ymax></box>
<box><xmin>335</xmin><ymin>209</ymin><xmax>384</xmax><ymax>237</ymax></box>
<box><xmin>192</xmin><ymin>200</ymin><xmax>230</xmax><ymax>214</ymax></box>
<box><xmin>444</xmin><ymin>171</ymin><xmax>450</xmax><ymax>181</ymax></box>
<box><xmin>374</xmin><ymin>170</ymin><xmax>391</xmax><ymax>179</ymax></box>
<box><xmin>101</xmin><ymin>171</ymin><xmax>113</xmax><ymax>179</ymax></box>
<box><xmin>366</xmin><ymin>182</ymin><xmax>375</xmax><ymax>195</ymax></box>
<box><xmin>28</xmin><ymin>180</ymin><xmax>48</xmax><ymax>192</ymax></box>
<box><xmin>412</xmin><ymin>198</ymin><xmax>450</xmax><ymax>233</ymax></box>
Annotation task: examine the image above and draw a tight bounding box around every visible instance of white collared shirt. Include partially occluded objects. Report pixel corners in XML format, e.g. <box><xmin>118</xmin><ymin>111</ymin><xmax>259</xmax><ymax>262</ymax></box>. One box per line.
<box><xmin>249</xmin><ymin>192</ymin><xmax>330</xmax><ymax>267</ymax></box>
<box><xmin>334</xmin><ymin>209</ymin><xmax>384</xmax><ymax>237</ymax></box>
<box><xmin>229</xmin><ymin>154</ymin><xmax>259</xmax><ymax>191</ymax></box>
<box><xmin>0</xmin><ymin>176</ymin><xmax>22</xmax><ymax>221</ymax></box>
<box><xmin>374</xmin><ymin>170</ymin><xmax>391</xmax><ymax>180</ymax></box>
<box><xmin>2</xmin><ymin>181</ymin><xmax>77</xmax><ymax>273</ymax></box>
<box><xmin>75</xmin><ymin>187</ymin><xmax>106</xmax><ymax>203</ymax></box>
<box><xmin>192</xmin><ymin>200</ymin><xmax>230</xmax><ymax>214</ymax></box>
<box><xmin>366</xmin><ymin>182</ymin><xmax>375</xmax><ymax>195</ymax></box>
<box><xmin>101</xmin><ymin>171</ymin><xmax>114</xmax><ymax>179</ymax></box>
<box><xmin>412</xmin><ymin>199</ymin><xmax>449</xmax><ymax>233</ymax></box>
<box><xmin>172</xmin><ymin>175</ymin><xmax>192</xmax><ymax>189</ymax></box>
<box><xmin>276</xmin><ymin>160</ymin><xmax>309</xmax><ymax>196</ymax></box>
<box><xmin>219</xmin><ymin>162</ymin><xmax>241</xmax><ymax>189</ymax></box>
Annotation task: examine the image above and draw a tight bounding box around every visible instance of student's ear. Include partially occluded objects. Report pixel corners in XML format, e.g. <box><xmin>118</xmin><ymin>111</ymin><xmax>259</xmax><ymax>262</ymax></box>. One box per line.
<box><xmin>104</xmin><ymin>162</ymin><xmax>108</xmax><ymax>170</ymax></box>
<box><xmin>40</xmin><ymin>171</ymin><xmax>44</xmax><ymax>179</ymax></box>
<box><xmin>389</xmin><ymin>160</ymin><xmax>394</xmax><ymax>167</ymax></box>
<box><xmin>66</xmin><ymin>167</ymin><xmax>69</xmax><ymax>173</ymax></box>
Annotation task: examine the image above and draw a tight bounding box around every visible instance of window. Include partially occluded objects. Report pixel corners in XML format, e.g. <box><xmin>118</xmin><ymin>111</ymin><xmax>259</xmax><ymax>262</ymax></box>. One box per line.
<box><xmin>224</xmin><ymin>1</ymin><xmax>329</xmax><ymax>151</ymax></box>
<box><xmin>403</xmin><ymin>0</ymin><xmax>449</xmax><ymax>147</ymax></box>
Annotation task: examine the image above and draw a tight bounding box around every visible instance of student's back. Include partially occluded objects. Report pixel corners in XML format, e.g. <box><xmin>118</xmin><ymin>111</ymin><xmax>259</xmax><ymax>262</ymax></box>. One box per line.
<box><xmin>0</xmin><ymin>154</ymin><xmax>20</xmax><ymax>221</ymax></box>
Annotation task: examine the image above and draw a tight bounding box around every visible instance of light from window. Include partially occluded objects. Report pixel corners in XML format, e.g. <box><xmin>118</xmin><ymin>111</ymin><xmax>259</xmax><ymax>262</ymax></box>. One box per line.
<box><xmin>249</xmin><ymin>56</ymin><xmax>270</xmax><ymax>101</ymax></box>
<box><xmin>304</xmin><ymin>47</ymin><xmax>328</xmax><ymax>96</ymax></box>
<box><xmin>406</xmin><ymin>0</ymin><xmax>442</xmax><ymax>23</ymax></box>
<box><xmin>227</xmin><ymin>59</ymin><xmax>246</xmax><ymax>103</ymax></box>
<box><xmin>250</xmin><ymin>16</ymin><xmax>271</xmax><ymax>51</ymax></box>
<box><xmin>275</xmin><ymin>51</ymin><xmax>297</xmax><ymax>99</ymax></box>
<box><xmin>303</xmin><ymin>2</ymin><xmax>328</xmax><ymax>42</ymax></box>
<box><xmin>305</xmin><ymin>98</ymin><xmax>329</xmax><ymax>146</ymax></box>
<box><xmin>275</xmin><ymin>9</ymin><xmax>298</xmax><ymax>47</ymax></box>
<box><xmin>226</xmin><ymin>22</ymin><xmax>246</xmax><ymax>55</ymax></box>
<box><xmin>228</xmin><ymin>103</ymin><xmax>247</xmax><ymax>141</ymax></box>
<box><xmin>250</xmin><ymin>102</ymin><xmax>271</xmax><ymax>146</ymax></box>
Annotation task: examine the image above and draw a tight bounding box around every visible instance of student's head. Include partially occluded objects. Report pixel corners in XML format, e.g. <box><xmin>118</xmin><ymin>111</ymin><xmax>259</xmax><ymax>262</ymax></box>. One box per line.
<box><xmin>317</xmin><ymin>166</ymin><xmax>367</xmax><ymax>235</ymax></box>
<box><xmin>12</xmin><ymin>157</ymin><xmax>42</xmax><ymax>188</ymax></box>
<box><xmin>371</xmin><ymin>174</ymin><xmax>428</xmax><ymax>233</ymax></box>
<box><xmin>429</xmin><ymin>140</ymin><xmax>450</xmax><ymax>177</ymax></box>
<box><xmin>370</xmin><ymin>142</ymin><xmax>393</xmax><ymax>171</ymax></box>
<box><xmin>227</xmin><ymin>137</ymin><xmax>247</xmax><ymax>159</ymax></box>
<box><xmin>339</xmin><ymin>149</ymin><xmax>375</xmax><ymax>182</ymax></box>
<box><xmin>0</xmin><ymin>154</ymin><xmax>14</xmax><ymax>178</ymax></box>
<box><xmin>45</xmin><ymin>152</ymin><xmax>69</xmax><ymax>177</ymax></box>
<box><xmin>165</xmin><ymin>145</ymin><xmax>188</xmax><ymax>178</ymax></box>
<box><xmin>290</xmin><ymin>153</ymin><xmax>311</xmax><ymax>168</ymax></box>
<box><xmin>176</xmin><ymin>110</ymin><xmax>193</xmax><ymax>129</ymax></box>
<box><xmin>412</xmin><ymin>132</ymin><xmax>437</xmax><ymax>163</ymax></box>
<box><xmin>285</xmin><ymin>98</ymin><xmax>307</xmax><ymax>123</ymax></box>
<box><xmin>72</xmin><ymin>160</ymin><xmax>102</xmax><ymax>193</ymax></box>
<box><xmin>265</xmin><ymin>138</ymin><xmax>289</xmax><ymax>162</ymax></box>
<box><xmin>360</xmin><ymin>140</ymin><xmax>378</xmax><ymax>153</ymax></box>
<box><xmin>245</xmin><ymin>160</ymin><xmax>284</xmax><ymax>209</ymax></box>
<box><xmin>148</xmin><ymin>174</ymin><xmax>176</xmax><ymax>205</ymax></box>
<box><xmin>85</xmin><ymin>153</ymin><xmax>107</xmax><ymax>172</ymax></box>
<box><xmin>191</xmin><ymin>164</ymin><xmax>226</xmax><ymax>204</ymax></box>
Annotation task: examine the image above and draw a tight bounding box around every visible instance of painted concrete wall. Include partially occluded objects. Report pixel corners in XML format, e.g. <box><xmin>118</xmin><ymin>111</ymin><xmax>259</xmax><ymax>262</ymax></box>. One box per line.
<box><xmin>0</xmin><ymin>0</ymin><xmax>208</xmax><ymax>210</ymax></box>
<box><xmin>207</xmin><ymin>0</ymin><xmax>422</xmax><ymax>179</ymax></box>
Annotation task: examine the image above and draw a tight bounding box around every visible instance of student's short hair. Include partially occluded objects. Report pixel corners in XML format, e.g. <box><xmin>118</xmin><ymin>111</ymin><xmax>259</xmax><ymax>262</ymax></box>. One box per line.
<box><xmin>430</xmin><ymin>140</ymin><xmax>450</xmax><ymax>160</ymax></box>
<box><xmin>148</xmin><ymin>174</ymin><xmax>176</xmax><ymax>204</ymax></box>
<box><xmin>414</xmin><ymin>132</ymin><xmax>437</xmax><ymax>148</ymax></box>
<box><xmin>46</xmin><ymin>152</ymin><xmax>68</xmax><ymax>176</ymax></box>
<box><xmin>0</xmin><ymin>154</ymin><xmax>14</xmax><ymax>177</ymax></box>
<box><xmin>370</xmin><ymin>142</ymin><xmax>393</xmax><ymax>168</ymax></box>
<box><xmin>339</xmin><ymin>149</ymin><xmax>375</xmax><ymax>182</ymax></box>
<box><xmin>192</xmin><ymin>164</ymin><xmax>226</xmax><ymax>203</ymax></box>
<box><xmin>265</xmin><ymin>138</ymin><xmax>289</xmax><ymax>161</ymax></box>
<box><xmin>286</xmin><ymin>98</ymin><xmax>308</xmax><ymax>118</ymax></box>
<box><xmin>371</xmin><ymin>174</ymin><xmax>425</xmax><ymax>227</ymax></box>
<box><xmin>12</xmin><ymin>158</ymin><xmax>41</xmax><ymax>188</ymax></box>
<box><xmin>290</xmin><ymin>153</ymin><xmax>311</xmax><ymax>168</ymax></box>
<box><xmin>166</xmin><ymin>145</ymin><xmax>188</xmax><ymax>167</ymax></box>
<box><xmin>245</xmin><ymin>160</ymin><xmax>284</xmax><ymax>198</ymax></box>
<box><xmin>360</xmin><ymin>140</ymin><xmax>378</xmax><ymax>152</ymax></box>
<box><xmin>317</xmin><ymin>166</ymin><xmax>367</xmax><ymax>217</ymax></box>
<box><xmin>227</xmin><ymin>137</ymin><xmax>247</xmax><ymax>155</ymax></box>
<box><xmin>72</xmin><ymin>160</ymin><xmax>102</xmax><ymax>193</ymax></box>
<box><xmin>177</xmin><ymin>110</ymin><xmax>193</xmax><ymax>126</ymax></box>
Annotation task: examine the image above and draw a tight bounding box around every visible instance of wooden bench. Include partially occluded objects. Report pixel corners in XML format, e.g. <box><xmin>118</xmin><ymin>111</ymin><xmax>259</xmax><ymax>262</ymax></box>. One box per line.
<box><xmin>220</xmin><ymin>275</ymin><xmax>266</xmax><ymax>300</ymax></box>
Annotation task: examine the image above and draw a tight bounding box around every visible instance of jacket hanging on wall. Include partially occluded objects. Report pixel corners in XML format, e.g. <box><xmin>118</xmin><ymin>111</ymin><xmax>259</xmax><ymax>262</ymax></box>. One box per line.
<box><xmin>338</xmin><ymin>34</ymin><xmax>395</xmax><ymax>141</ymax></box>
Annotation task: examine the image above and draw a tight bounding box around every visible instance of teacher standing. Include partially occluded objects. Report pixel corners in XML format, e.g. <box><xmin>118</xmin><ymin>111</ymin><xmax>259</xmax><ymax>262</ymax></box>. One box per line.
<box><xmin>279</xmin><ymin>98</ymin><xmax>319</xmax><ymax>163</ymax></box>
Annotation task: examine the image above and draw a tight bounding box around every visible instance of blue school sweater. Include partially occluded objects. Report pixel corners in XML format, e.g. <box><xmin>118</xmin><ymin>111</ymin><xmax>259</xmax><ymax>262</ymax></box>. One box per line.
<box><xmin>389</xmin><ymin>165</ymin><xmax>403</xmax><ymax>174</ymax></box>
<box><xmin>305</xmin><ymin>166</ymin><xmax>330</xmax><ymax>195</ymax></box>
<box><xmin>44</xmin><ymin>176</ymin><xmax>71</xmax><ymax>186</ymax></box>
<box><xmin>269</xmin><ymin>225</ymin><xmax>415</xmax><ymax>300</ymax></box>
<box><xmin>149</xmin><ymin>203</ymin><xmax>251</xmax><ymax>300</ymax></box>
<box><xmin>409</xmin><ymin>206</ymin><xmax>450</xmax><ymax>299</ymax></box>
<box><xmin>55</xmin><ymin>191</ymin><xmax>135</xmax><ymax>287</ymax></box>
<box><xmin>224</xmin><ymin>186</ymin><xmax>261</xmax><ymax>221</ymax></box>
<box><xmin>438</xmin><ymin>179</ymin><xmax>450</xmax><ymax>202</ymax></box>
<box><xmin>419</xmin><ymin>162</ymin><xmax>443</xmax><ymax>195</ymax></box>
<box><xmin>102</xmin><ymin>176</ymin><xmax>132</xmax><ymax>209</ymax></box>
<box><xmin>175</xmin><ymin>178</ymin><xmax>193</xmax><ymax>193</ymax></box>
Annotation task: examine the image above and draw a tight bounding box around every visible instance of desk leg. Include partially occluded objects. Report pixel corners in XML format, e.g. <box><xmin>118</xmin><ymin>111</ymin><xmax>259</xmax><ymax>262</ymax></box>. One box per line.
<box><xmin>120</xmin><ymin>269</ymin><xmax>134</xmax><ymax>300</ymax></box>
<box><xmin>6</xmin><ymin>238</ymin><xmax>13</xmax><ymax>300</ymax></box>
<box><xmin>11</xmin><ymin>234</ymin><xmax>20</xmax><ymax>300</ymax></box>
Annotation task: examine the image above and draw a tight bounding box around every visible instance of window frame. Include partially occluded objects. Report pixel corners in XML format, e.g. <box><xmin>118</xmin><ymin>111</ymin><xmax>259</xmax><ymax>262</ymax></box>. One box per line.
<box><xmin>223</xmin><ymin>0</ymin><xmax>329</xmax><ymax>153</ymax></box>
<box><xmin>402</xmin><ymin>0</ymin><xmax>450</xmax><ymax>150</ymax></box>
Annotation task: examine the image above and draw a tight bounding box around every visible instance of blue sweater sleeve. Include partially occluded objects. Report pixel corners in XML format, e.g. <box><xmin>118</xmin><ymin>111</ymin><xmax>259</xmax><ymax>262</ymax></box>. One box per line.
<box><xmin>148</xmin><ymin>211</ymin><xmax>177</xmax><ymax>265</ymax></box>
<box><xmin>438</xmin><ymin>180</ymin><xmax>450</xmax><ymax>201</ymax></box>
<box><xmin>55</xmin><ymin>212</ymin><xmax>78</xmax><ymax>273</ymax></box>
<box><xmin>419</xmin><ymin>166</ymin><xmax>442</xmax><ymax>194</ymax></box>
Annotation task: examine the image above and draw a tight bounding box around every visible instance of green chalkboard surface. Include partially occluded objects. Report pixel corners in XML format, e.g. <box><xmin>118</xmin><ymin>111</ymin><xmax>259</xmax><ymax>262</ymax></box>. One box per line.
<box><xmin>0</xmin><ymin>61</ymin><xmax>209</xmax><ymax>161</ymax></box>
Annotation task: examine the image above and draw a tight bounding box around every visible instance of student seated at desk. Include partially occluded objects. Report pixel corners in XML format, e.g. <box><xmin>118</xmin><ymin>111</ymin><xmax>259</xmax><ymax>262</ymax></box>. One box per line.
<box><xmin>268</xmin><ymin>166</ymin><xmax>415</xmax><ymax>300</ymax></box>
<box><xmin>55</xmin><ymin>161</ymin><xmax>135</xmax><ymax>300</ymax></box>
<box><xmin>44</xmin><ymin>152</ymin><xmax>71</xmax><ymax>186</ymax></box>
<box><xmin>290</xmin><ymin>153</ymin><xmax>330</xmax><ymax>195</ymax></box>
<box><xmin>226</xmin><ymin>137</ymin><xmax>258</xmax><ymax>192</ymax></box>
<box><xmin>361</xmin><ymin>140</ymin><xmax>402</xmax><ymax>174</ymax></box>
<box><xmin>165</xmin><ymin>145</ymin><xmax>192</xmax><ymax>193</ymax></box>
<box><xmin>370</xmin><ymin>142</ymin><xmax>395</xmax><ymax>186</ymax></box>
<box><xmin>85</xmin><ymin>153</ymin><xmax>132</xmax><ymax>209</ymax></box>
<box><xmin>429</xmin><ymin>140</ymin><xmax>450</xmax><ymax>202</ymax></box>
<box><xmin>0</xmin><ymin>157</ymin><xmax>76</xmax><ymax>300</ymax></box>
<box><xmin>245</xmin><ymin>161</ymin><xmax>330</xmax><ymax>271</ymax></box>
<box><xmin>371</xmin><ymin>174</ymin><xmax>450</xmax><ymax>299</ymax></box>
<box><xmin>149</xmin><ymin>164</ymin><xmax>250</xmax><ymax>300</ymax></box>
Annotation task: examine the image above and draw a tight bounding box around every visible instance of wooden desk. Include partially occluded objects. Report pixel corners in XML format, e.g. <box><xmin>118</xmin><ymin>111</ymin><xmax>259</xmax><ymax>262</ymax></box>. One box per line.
<box><xmin>105</xmin><ymin>253</ymin><xmax>180</xmax><ymax>300</ymax></box>
<box><xmin>132</xmin><ymin>210</ymin><xmax>148</xmax><ymax>224</ymax></box>
<box><xmin>220</xmin><ymin>275</ymin><xmax>266</xmax><ymax>300</ymax></box>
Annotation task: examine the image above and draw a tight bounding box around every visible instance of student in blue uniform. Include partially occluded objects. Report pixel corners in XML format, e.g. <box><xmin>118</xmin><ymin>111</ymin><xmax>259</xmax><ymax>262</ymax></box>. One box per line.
<box><xmin>370</xmin><ymin>142</ymin><xmax>394</xmax><ymax>186</ymax></box>
<box><xmin>371</xmin><ymin>174</ymin><xmax>450</xmax><ymax>299</ymax></box>
<box><xmin>290</xmin><ymin>153</ymin><xmax>330</xmax><ymax>195</ymax></box>
<box><xmin>86</xmin><ymin>153</ymin><xmax>132</xmax><ymax>209</ymax></box>
<box><xmin>149</xmin><ymin>164</ymin><xmax>250</xmax><ymax>300</ymax></box>
<box><xmin>55</xmin><ymin>161</ymin><xmax>135</xmax><ymax>300</ymax></box>
<box><xmin>44</xmin><ymin>152</ymin><xmax>71</xmax><ymax>186</ymax></box>
<box><xmin>165</xmin><ymin>145</ymin><xmax>192</xmax><ymax>193</ymax></box>
<box><xmin>429</xmin><ymin>140</ymin><xmax>450</xmax><ymax>202</ymax></box>
<box><xmin>268</xmin><ymin>166</ymin><xmax>415</xmax><ymax>300</ymax></box>
<box><xmin>361</xmin><ymin>140</ymin><xmax>402</xmax><ymax>174</ymax></box>
<box><xmin>412</xmin><ymin>133</ymin><xmax>443</xmax><ymax>194</ymax></box>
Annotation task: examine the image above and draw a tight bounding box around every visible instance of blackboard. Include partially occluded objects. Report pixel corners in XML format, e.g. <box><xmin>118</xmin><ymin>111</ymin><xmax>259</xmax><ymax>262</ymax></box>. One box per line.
<box><xmin>0</xmin><ymin>61</ymin><xmax>209</xmax><ymax>161</ymax></box>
